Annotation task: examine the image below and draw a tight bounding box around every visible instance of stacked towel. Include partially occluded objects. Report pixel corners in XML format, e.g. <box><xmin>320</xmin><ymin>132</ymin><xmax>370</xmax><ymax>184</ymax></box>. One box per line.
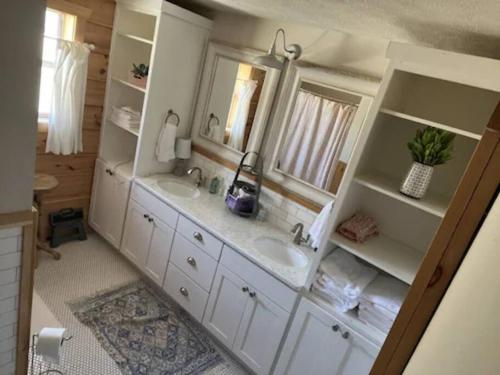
<box><xmin>336</xmin><ymin>213</ymin><xmax>379</xmax><ymax>243</ymax></box>
<box><xmin>358</xmin><ymin>275</ymin><xmax>409</xmax><ymax>333</ymax></box>
<box><xmin>110</xmin><ymin>106</ymin><xmax>141</xmax><ymax>129</ymax></box>
<box><xmin>312</xmin><ymin>248</ymin><xmax>378</xmax><ymax>313</ymax></box>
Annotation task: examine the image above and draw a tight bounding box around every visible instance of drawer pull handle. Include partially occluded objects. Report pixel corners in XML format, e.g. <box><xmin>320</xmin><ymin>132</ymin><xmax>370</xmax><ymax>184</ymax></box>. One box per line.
<box><xmin>186</xmin><ymin>256</ymin><xmax>196</xmax><ymax>266</ymax></box>
<box><xmin>342</xmin><ymin>331</ymin><xmax>350</xmax><ymax>339</ymax></box>
<box><xmin>179</xmin><ymin>287</ymin><xmax>189</xmax><ymax>297</ymax></box>
<box><xmin>249</xmin><ymin>291</ymin><xmax>256</xmax><ymax>298</ymax></box>
<box><xmin>332</xmin><ymin>324</ymin><xmax>340</xmax><ymax>332</ymax></box>
<box><xmin>193</xmin><ymin>232</ymin><xmax>203</xmax><ymax>242</ymax></box>
<box><xmin>242</xmin><ymin>286</ymin><xmax>249</xmax><ymax>293</ymax></box>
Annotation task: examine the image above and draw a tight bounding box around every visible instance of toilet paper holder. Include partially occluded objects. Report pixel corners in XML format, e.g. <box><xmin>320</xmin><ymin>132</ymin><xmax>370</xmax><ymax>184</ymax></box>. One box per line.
<box><xmin>30</xmin><ymin>332</ymin><xmax>73</xmax><ymax>375</ymax></box>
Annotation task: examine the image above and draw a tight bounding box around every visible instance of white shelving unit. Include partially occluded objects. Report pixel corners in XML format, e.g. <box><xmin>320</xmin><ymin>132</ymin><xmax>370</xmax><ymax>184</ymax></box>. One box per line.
<box><xmin>117</xmin><ymin>31</ymin><xmax>154</xmax><ymax>45</ymax></box>
<box><xmin>111</xmin><ymin>77</ymin><xmax>147</xmax><ymax>94</ymax></box>
<box><xmin>310</xmin><ymin>43</ymin><xmax>500</xmax><ymax>291</ymax></box>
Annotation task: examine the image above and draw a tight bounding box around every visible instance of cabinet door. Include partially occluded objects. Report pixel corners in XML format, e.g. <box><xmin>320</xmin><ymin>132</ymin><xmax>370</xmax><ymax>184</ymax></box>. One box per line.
<box><xmin>274</xmin><ymin>298</ymin><xmax>350</xmax><ymax>375</ymax></box>
<box><xmin>89</xmin><ymin>160</ymin><xmax>111</xmax><ymax>235</ymax></box>
<box><xmin>121</xmin><ymin>200</ymin><xmax>153</xmax><ymax>266</ymax></box>
<box><xmin>203</xmin><ymin>266</ymin><xmax>249</xmax><ymax>349</ymax></box>
<box><xmin>338</xmin><ymin>329</ymin><xmax>379</xmax><ymax>375</ymax></box>
<box><xmin>233</xmin><ymin>288</ymin><xmax>289</xmax><ymax>375</ymax></box>
<box><xmin>106</xmin><ymin>173</ymin><xmax>130</xmax><ymax>248</ymax></box>
<box><xmin>143</xmin><ymin>215</ymin><xmax>174</xmax><ymax>286</ymax></box>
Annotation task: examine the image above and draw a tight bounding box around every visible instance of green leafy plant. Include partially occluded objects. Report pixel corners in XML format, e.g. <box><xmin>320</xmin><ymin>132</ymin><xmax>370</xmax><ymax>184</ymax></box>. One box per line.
<box><xmin>131</xmin><ymin>63</ymin><xmax>149</xmax><ymax>78</ymax></box>
<box><xmin>407</xmin><ymin>127</ymin><xmax>455</xmax><ymax>166</ymax></box>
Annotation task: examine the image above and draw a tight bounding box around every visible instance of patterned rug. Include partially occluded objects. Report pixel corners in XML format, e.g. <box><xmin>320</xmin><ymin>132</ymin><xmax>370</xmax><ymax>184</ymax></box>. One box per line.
<box><xmin>69</xmin><ymin>280</ymin><xmax>232</xmax><ymax>375</ymax></box>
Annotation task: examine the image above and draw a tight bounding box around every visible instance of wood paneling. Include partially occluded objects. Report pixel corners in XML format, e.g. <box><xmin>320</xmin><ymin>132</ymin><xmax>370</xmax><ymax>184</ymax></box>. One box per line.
<box><xmin>35</xmin><ymin>0</ymin><xmax>114</xmax><ymax>242</ymax></box>
<box><xmin>85</xmin><ymin>22</ymin><xmax>112</xmax><ymax>55</ymax></box>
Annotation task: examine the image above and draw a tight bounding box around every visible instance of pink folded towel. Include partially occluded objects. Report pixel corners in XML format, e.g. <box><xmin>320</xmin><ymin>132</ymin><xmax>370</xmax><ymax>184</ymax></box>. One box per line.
<box><xmin>336</xmin><ymin>213</ymin><xmax>379</xmax><ymax>243</ymax></box>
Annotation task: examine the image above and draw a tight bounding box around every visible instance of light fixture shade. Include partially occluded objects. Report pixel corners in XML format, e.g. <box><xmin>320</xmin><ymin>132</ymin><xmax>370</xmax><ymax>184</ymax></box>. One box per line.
<box><xmin>175</xmin><ymin>138</ymin><xmax>192</xmax><ymax>159</ymax></box>
<box><xmin>254</xmin><ymin>53</ymin><xmax>284</xmax><ymax>70</ymax></box>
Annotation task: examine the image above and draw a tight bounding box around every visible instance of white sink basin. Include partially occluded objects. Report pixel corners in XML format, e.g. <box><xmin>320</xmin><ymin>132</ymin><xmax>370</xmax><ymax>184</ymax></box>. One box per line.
<box><xmin>253</xmin><ymin>236</ymin><xmax>308</xmax><ymax>268</ymax></box>
<box><xmin>157</xmin><ymin>179</ymin><xmax>200</xmax><ymax>199</ymax></box>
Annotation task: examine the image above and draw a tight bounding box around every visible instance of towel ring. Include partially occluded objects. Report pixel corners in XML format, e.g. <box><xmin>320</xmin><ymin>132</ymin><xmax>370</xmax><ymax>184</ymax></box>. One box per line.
<box><xmin>206</xmin><ymin>113</ymin><xmax>220</xmax><ymax>134</ymax></box>
<box><xmin>165</xmin><ymin>109</ymin><xmax>180</xmax><ymax>127</ymax></box>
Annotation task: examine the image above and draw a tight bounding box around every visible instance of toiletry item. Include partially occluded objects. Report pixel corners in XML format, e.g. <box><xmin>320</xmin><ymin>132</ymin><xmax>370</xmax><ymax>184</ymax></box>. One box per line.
<box><xmin>209</xmin><ymin>177</ymin><xmax>220</xmax><ymax>194</ymax></box>
<box><xmin>36</xmin><ymin>327</ymin><xmax>67</xmax><ymax>365</ymax></box>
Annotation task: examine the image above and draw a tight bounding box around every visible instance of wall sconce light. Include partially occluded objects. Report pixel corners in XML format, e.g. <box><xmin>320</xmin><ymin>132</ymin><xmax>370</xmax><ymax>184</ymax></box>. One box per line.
<box><xmin>254</xmin><ymin>28</ymin><xmax>302</xmax><ymax>70</ymax></box>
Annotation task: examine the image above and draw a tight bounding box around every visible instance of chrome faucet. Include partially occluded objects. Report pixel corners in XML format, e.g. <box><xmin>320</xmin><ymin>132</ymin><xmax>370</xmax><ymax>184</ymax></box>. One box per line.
<box><xmin>291</xmin><ymin>222</ymin><xmax>309</xmax><ymax>245</ymax></box>
<box><xmin>187</xmin><ymin>167</ymin><xmax>203</xmax><ymax>187</ymax></box>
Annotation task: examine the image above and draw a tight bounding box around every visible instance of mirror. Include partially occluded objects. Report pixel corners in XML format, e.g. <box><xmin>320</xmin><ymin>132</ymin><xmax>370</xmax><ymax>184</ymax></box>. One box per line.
<box><xmin>201</xmin><ymin>58</ymin><xmax>266</xmax><ymax>152</ymax></box>
<box><xmin>192</xmin><ymin>43</ymin><xmax>281</xmax><ymax>165</ymax></box>
<box><xmin>276</xmin><ymin>82</ymin><xmax>363</xmax><ymax>196</ymax></box>
<box><xmin>264</xmin><ymin>64</ymin><xmax>377</xmax><ymax>205</ymax></box>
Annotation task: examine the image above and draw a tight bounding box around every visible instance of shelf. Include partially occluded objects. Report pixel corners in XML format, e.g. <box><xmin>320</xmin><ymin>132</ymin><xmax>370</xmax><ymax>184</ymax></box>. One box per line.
<box><xmin>354</xmin><ymin>173</ymin><xmax>448</xmax><ymax>218</ymax></box>
<box><xmin>330</xmin><ymin>232</ymin><xmax>424</xmax><ymax>284</ymax></box>
<box><xmin>379</xmin><ymin>108</ymin><xmax>482</xmax><ymax>140</ymax></box>
<box><xmin>108</xmin><ymin>118</ymin><xmax>140</xmax><ymax>137</ymax></box>
<box><xmin>111</xmin><ymin>77</ymin><xmax>147</xmax><ymax>93</ymax></box>
<box><xmin>117</xmin><ymin>32</ymin><xmax>154</xmax><ymax>45</ymax></box>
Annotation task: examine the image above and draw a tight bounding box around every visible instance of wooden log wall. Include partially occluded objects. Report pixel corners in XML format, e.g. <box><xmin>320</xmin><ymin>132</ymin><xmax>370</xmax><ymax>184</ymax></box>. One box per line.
<box><xmin>36</xmin><ymin>0</ymin><xmax>115</xmax><ymax>239</ymax></box>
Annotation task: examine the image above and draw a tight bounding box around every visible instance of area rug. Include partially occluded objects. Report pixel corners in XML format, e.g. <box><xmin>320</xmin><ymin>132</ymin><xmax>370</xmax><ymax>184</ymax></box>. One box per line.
<box><xmin>69</xmin><ymin>280</ymin><xmax>240</xmax><ymax>375</ymax></box>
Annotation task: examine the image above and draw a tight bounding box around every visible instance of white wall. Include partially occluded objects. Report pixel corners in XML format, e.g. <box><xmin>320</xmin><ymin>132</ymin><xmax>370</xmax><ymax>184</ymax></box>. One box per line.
<box><xmin>0</xmin><ymin>0</ymin><xmax>45</xmax><ymax>214</ymax></box>
<box><xmin>0</xmin><ymin>228</ymin><xmax>23</xmax><ymax>375</ymax></box>
<box><xmin>405</xmin><ymin>195</ymin><xmax>500</xmax><ymax>375</ymax></box>
<box><xmin>210</xmin><ymin>13</ymin><xmax>390</xmax><ymax>79</ymax></box>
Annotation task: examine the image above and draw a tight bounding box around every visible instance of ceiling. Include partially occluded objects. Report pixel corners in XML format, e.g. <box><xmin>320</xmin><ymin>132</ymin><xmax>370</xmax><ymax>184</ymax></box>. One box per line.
<box><xmin>174</xmin><ymin>0</ymin><xmax>500</xmax><ymax>59</ymax></box>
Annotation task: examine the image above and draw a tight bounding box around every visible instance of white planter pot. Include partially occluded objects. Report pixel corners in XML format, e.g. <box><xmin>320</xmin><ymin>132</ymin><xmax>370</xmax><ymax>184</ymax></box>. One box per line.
<box><xmin>400</xmin><ymin>162</ymin><xmax>434</xmax><ymax>199</ymax></box>
<box><xmin>128</xmin><ymin>72</ymin><xmax>148</xmax><ymax>88</ymax></box>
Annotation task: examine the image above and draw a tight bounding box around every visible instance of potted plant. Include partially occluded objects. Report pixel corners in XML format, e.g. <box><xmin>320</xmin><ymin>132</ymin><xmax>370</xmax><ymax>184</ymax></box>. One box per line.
<box><xmin>400</xmin><ymin>126</ymin><xmax>455</xmax><ymax>199</ymax></box>
<box><xmin>129</xmin><ymin>63</ymin><xmax>149</xmax><ymax>88</ymax></box>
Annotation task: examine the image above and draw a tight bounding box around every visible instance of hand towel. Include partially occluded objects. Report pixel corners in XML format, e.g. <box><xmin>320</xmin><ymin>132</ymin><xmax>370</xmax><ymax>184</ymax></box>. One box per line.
<box><xmin>319</xmin><ymin>248</ymin><xmax>378</xmax><ymax>299</ymax></box>
<box><xmin>361</xmin><ymin>275</ymin><xmax>409</xmax><ymax>315</ymax></box>
<box><xmin>336</xmin><ymin>213</ymin><xmax>379</xmax><ymax>243</ymax></box>
<box><xmin>155</xmin><ymin>119</ymin><xmax>177</xmax><ymax>163</ymax></box>
<box><xmin>308</xmin><ymin>200</ymin><xmax>334</xmax><ymax>249</ymax></box>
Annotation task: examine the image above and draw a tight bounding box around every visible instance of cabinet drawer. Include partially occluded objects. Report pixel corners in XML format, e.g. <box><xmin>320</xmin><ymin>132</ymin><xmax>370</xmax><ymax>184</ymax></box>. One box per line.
<box><xmin>163</xmin><ymin>263</ymin><xmax>209</xmax><ymax>322</ymax></box>
<box><xmin>170</xmin><ymin>234</ymin><xmax>217</xmax><ymax>291</ymax></box>
<box><xmin>176</xmin><ymin>216</ymin><xmax>223</xmax><ymax>260</ymax></box>
<box><xmin>221</xmin><ymin>246</ymin><xmax>298</xmax><ymax>312</ymax></box>
<box><xmin>131</xmin><ymin>183</ymin><xmax>179</xmax><ymax>229</ymax></box>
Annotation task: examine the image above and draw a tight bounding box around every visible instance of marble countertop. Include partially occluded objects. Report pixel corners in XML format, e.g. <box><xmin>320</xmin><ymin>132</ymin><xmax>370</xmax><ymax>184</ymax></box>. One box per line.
<box><xmin>135</xmin><ymin>174</ymin><xmax>315</xmax><ymax>290</ymax></box>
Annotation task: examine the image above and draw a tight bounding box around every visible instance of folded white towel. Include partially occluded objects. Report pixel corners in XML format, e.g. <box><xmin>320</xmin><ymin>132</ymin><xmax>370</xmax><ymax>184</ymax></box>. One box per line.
<box><xmin>309</xmin><ymin>201</ymin><xmax>334</xmax><ymax>249</ymax></box>
<box><xmin>358</xmin><ymin>307</ymin><xmax>393</xmax><ymax>333</ymax></box>
<box><xmin>361</xmin><ymin>275</ymin><xmax>409</xmax><ymax>315</ymax></box>
<box><xmin>311</xmin><ymin>282</ymin><xmax>358</xmax><ymax>313</ymax></box>
<box><xmin>155</xmin><ymin>119</ymin><xmax>177</xmax><ymax>163</ymax></box>
<box><xmin>319</xmin><ymin>248</ymin><xmax>378</xmax><ymax>299</ymax></box>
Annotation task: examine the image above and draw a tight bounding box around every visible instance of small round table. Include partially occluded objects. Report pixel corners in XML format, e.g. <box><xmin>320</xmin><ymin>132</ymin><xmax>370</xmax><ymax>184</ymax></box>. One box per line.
<box><xmin>34</xmin><ymin>173</ymin><xmax>61</xmax><ymax>261</ymax></box>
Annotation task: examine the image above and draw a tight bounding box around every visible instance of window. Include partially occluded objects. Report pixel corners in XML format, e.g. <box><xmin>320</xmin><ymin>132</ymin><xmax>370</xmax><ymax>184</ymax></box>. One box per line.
<box><xmin>38</xmin><ymin>9</ymin><xmax>76</xmax><ymax>122</ymax></box>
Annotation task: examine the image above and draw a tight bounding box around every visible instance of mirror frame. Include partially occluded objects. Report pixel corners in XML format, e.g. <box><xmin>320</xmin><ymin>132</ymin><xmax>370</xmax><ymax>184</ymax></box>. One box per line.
<box><xmin>191</xmin><ymin>42</ymin><xmax>282</xmax><ymax>164</ymax></box>
<box><xmin>263</xmin><ymin>63</ymin><xmax>380</xmax><ymax>206</ymax></box>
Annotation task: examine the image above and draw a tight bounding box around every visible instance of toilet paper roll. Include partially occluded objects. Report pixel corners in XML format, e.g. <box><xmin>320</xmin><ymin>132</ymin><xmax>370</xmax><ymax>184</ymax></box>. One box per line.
<box><xmin>36</xmin><ymin>327</ymin><xmax>66</xmax><ymax>365</ymax></box>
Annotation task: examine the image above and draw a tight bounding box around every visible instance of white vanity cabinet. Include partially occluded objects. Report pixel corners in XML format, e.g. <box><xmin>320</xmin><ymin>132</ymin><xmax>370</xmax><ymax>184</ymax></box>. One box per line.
<box><xmin>89</xmin><ymin>159</ymin><xmax>131</xmax><ymax>249</ymax></box>
<box><xmin>121</xmin><ymin>185</ymin><xmax>178</xmax><ymax>286</ymax></box>
<box><xmin>274</xmin><ymin>298</ymin><xmax>379</xmax><ymax>375</ymax></box>
<box><xmin>204</xmin><ymin>246</ymin><xmax>297</xmax><ymax>375</ymax></box>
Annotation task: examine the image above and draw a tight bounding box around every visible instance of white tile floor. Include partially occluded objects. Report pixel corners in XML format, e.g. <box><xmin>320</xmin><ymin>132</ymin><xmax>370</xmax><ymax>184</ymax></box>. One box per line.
<box><xmin>32</xmin><ymin>234</ymin><xmax>247</xmax><ymax>375</ymax></box>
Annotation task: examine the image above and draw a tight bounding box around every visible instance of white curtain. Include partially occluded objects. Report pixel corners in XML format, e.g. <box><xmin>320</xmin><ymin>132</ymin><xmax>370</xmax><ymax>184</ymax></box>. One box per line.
<box><xmin>279</xmin><ymin>91</ymin><xmax>357</xmax><ymax>189</ymax></box>
<box><xmin>46</xmin><ymin>41</ymin><xmax>91</xmax><ymax>155</ymax></box>
<box><xmin>226</xmin><ymin>79</ymin><xmax>257</xmax><ymax>151</ymax></box>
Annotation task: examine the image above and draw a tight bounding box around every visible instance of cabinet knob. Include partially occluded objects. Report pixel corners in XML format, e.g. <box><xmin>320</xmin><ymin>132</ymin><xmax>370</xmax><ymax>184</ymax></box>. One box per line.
<box><xmin>186</xmin><ymin>256</ymin><xmax>196</xmax><ymax>266</ymax></box>
<box><xmin>179</xmin><ymin>287</ymin><xmax>189</xmax><ymax>297</ymax></box>
<box><xmin>249</xmin><ymin>291</ymin><xmax>256</xmax><ymax>298</ymax></box>
<box><xmin>332</xmin><ymin>324</ymin><xmax>340</xmax><ymax>332</ymax></box>
<box><xmin>148</xmin><ymin>218</ymin><xmax>154</xmax><ymax>223</ymax></box>
<box><xmin>242</xmin><ymin>286</ymin><xmax>249</xmax><ymax>293</ymax></box>
<box><xmin>342</xmin><ymin>331</ymin><xmax>350</xmax><ymax>339</ymax></box>
<box><xmin>143</xmin><ymin>214</ymin><xmax>149</xmax><ymax>219</ymax></box>
<box><xmin>193</xmin><ymin>232</ymin><xmax>203</xmax><ymax>242</ymax></box>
